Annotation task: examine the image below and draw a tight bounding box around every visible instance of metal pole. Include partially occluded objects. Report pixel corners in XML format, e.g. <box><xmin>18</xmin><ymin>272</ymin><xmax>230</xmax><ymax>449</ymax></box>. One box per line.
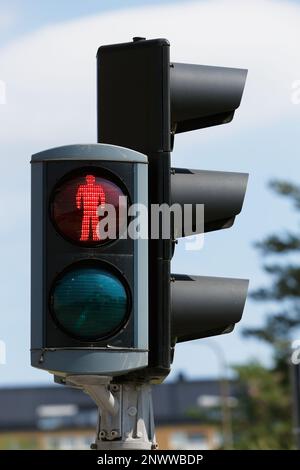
<box><xmin>290</xmin><ymin>351</ymin><xmax>300</xmax><ymax>449</ymax></box>
<box><xmin>198</xmin><ymin>340</ymin><xmax>234</xmax><ymax>449</ymax></box>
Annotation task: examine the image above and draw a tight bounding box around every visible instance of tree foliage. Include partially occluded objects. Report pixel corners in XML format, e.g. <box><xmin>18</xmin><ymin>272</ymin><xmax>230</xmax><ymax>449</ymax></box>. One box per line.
<box><xmin>244</xmin><ymin>180</ymin><xmax>300</xmax><ymax>364</ymax></box>
<box><xmin>233</xmin><ymin>180</ymin><xmax>300</xmax><ymax>449</ymax></box>
<box><xmin>233</xmin><ymin>362</ymin><xmax>292</xmax><ymax>449</ymax></box>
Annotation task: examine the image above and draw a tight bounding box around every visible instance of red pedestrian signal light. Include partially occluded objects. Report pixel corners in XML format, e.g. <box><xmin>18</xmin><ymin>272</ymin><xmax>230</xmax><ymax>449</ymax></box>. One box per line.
<box><xmin>76</xmin><ymin>174</ymin><xmax>105</xmax><ymax>241</ymax></box>
<box><xmin>50</xmin><ymin>170</ymin><xmax>127</xmax><ymax>245</ymax></box>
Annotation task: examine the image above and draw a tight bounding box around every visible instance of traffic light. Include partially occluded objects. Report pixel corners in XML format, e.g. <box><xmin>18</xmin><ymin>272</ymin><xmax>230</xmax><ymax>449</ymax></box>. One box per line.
<box><xmin>31</xmin><ymin>144</ymin><xmax>149</xmax><ymax>377</ymax></box>
<box><xmin>31</xmin><ymin>38</ymin><xmax>249</xmax><ymax>385</ymax></box>
<box><xmin>97</xmin><ymin>38</ymin><xmax>249</xmax><ymax>382</ymax></box>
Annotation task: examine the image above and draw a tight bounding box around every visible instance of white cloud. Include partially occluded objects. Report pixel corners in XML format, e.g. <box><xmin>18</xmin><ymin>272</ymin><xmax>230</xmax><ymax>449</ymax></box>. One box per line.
<box><xmin>0</xmin><ymin>8</ymin><xmax>18</xmax><ymax>31</ymax></box>
<box><xmin>0</xmin><ymin>0</ymin><xmax>300</xmax><ymax>152</ymax></box>
<box><xmin>1</xmin><ymin>0</ymin><xmax>299</xmax><ymax>258</ymax></box>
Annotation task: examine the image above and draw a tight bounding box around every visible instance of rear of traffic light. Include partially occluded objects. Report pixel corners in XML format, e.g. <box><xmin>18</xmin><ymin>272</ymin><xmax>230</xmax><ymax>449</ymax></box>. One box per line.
<box><xmin>31</xmin><ymin>144</ymin><xmax>148</xmax><ymax>377</ymax></box>
<box><xmin>97</xmin><ymin>38</ymin><xmax>249</xmax><ymax>381</ymax></box>
<box><xmin>97</xmin><ymin>38</ymin><xmax>172</xmax><ymax>380</ymax></box>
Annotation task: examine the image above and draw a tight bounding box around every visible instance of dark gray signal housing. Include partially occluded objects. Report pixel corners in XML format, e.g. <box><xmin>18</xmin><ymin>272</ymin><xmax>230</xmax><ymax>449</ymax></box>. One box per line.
<box><xmin>31</xmin><ymin>144</ymin><xmax>149</xmax><ymax>377</ymax></box>
<box><xmin>97</xmin><ymin>38</ymin><xmax>172</xmax><ymax>381</ymax></box>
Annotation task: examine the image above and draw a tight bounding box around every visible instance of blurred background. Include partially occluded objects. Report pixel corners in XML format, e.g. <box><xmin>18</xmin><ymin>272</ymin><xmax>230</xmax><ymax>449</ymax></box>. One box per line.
<box><xmin>1</xmin><ymin>0</ymin><xmax>300</xmax><ymax>449</ymax></box>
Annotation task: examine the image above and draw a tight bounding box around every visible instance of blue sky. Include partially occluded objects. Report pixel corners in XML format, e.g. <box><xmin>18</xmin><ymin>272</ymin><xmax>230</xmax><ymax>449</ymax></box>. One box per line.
<box><xmin>1</xmin><ymin>0</ymin><xmax>300</xmax><ymax>386</ymax></box>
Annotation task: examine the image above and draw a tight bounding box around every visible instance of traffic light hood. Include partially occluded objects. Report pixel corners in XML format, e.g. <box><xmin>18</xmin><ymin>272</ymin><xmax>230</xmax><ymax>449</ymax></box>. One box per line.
<box><xmin>171</xmin><ymin>168</ymin><xmax>249</xmax><ymax>235</ymax></box>
<box><xmin>171</xmin><ymin>275</ymin><xmax>249</xmax><ymax>343</ymax></box>
<box><xmin>171</xmin><ymin>63</ymin><xmax>248</xmax><ymax>133</ymax></box>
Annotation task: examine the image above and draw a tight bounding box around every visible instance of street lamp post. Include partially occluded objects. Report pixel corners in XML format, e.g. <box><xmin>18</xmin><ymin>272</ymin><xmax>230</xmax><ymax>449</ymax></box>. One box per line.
<box><xmin>197</xmin><ymin>340</ymin><xmax>234</xmax><ymax>450</ymax></box>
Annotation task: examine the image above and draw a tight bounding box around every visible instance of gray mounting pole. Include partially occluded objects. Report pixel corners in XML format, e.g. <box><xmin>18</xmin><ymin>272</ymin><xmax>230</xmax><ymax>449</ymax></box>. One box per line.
<box><xmin>67</xmin><ymin>375</ymin><xmax>157</xmax><ymax>450</ymax></box>
<box><xmin>290</xmin><ymin>361</ymin><xmax>300</xmax><ymax>449</ymax></box>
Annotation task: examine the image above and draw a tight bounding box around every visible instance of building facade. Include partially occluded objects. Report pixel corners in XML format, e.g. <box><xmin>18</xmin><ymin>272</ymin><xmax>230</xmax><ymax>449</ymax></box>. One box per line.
<box><xmin>0</xmin><ymin>376</ymin><xmax>237</xmax><ymax>450</ymax></box>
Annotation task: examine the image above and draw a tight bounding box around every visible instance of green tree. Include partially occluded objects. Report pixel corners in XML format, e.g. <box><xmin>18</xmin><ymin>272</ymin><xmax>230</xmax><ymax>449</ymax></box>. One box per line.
<box><xmin>233</xmin><ymin>180</ymin><xmax>300</xmax><ymax>449</ymax></box>
<box><xmin>233</xmin><ymin>362</ymin><xmax>292</xmax><ymax>449</ymax></box>
<box><xmin>245</xmin><ymin>180</ymin><xmax>300</xmax><ymax>373</ymax></box>
<box><xmin>245</xmin><ymin>180</ymin><xmax>300</xmax><ymax>374</ymax></box>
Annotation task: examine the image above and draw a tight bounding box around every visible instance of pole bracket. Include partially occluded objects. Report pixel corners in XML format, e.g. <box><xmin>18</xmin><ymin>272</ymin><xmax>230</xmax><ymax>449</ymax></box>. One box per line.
<box><xmin>66</xmin><ymin>375</ymin><xmax>156</xmax><ymax>450</ymax></box>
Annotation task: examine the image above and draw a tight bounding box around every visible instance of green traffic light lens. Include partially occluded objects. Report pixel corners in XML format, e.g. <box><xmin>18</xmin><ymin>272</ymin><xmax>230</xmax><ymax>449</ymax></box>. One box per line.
<box><xmin>51</xmin><ymin>265</ymin><xmax>129</xmax><ymax>341</ymax></box>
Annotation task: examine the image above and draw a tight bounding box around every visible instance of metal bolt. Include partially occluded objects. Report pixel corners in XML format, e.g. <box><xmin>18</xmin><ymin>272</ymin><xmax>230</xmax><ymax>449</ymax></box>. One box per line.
<box><xmin>99</xmin><ymin>430</ymin><xmax>106</xmax><ymax>439</ymax></box>
<box><xmin>133</xmin><ymin>37</ymin><xmax>146</xmax><ymax>42</ymax></box>
<box><xmin>111</xmin><ymin>384</ymin><xmax>119</xmax><ymax>392</ymax></box>
<box><xmin>127</xmin><ymin>406</ymin><xmax>137</xmax><ymax>417</ymax></box>
<box><xmin>90</xmin><ymin>443</ymin><xmax>97</xmax><ymax>450</ymax></box>
<box><xmin>110</xmin><ymin>430</ymin><xmax>119</xmax><ymax>439</ymax></box>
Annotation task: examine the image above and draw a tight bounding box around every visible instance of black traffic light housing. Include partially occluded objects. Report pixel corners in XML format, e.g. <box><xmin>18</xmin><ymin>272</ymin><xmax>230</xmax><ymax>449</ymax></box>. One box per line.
<box><xmin>97</xmin><ymin>37</ymin><xmax>249</xmax><ymax>383</ymax></box>
<box><xmin>97</xmin><ymin>38</ymin><xmax>172</xmax><ymax>381</ymax></box>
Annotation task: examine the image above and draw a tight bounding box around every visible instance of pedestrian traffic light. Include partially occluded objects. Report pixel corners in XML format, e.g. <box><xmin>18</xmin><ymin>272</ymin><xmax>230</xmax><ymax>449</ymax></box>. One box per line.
<box><xmin>97</xmin><ymin>38</ymin><xmax>249</xmax><ymax>382</ymax></box>
<box><xmin>31</xmin><ymin>144</ymin><xmax>149</xmax><ymax>377</ymax></box>
<box><xmin>30</xmin><ymin>37</ymin><xmax>249</xmax><ymax>451</ymax></box>
<box><xmin>31</xmin><ymin>38</ymin><xmax>249</xmax><ymax>386</ymax></box>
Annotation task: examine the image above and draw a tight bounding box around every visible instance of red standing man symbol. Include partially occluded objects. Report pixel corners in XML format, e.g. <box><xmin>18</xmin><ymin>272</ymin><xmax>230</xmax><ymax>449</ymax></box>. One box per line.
<box><xmin>76</xmin><ymin>175</ymin><xmax>106</xmax><ymax>241</ymax></box>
